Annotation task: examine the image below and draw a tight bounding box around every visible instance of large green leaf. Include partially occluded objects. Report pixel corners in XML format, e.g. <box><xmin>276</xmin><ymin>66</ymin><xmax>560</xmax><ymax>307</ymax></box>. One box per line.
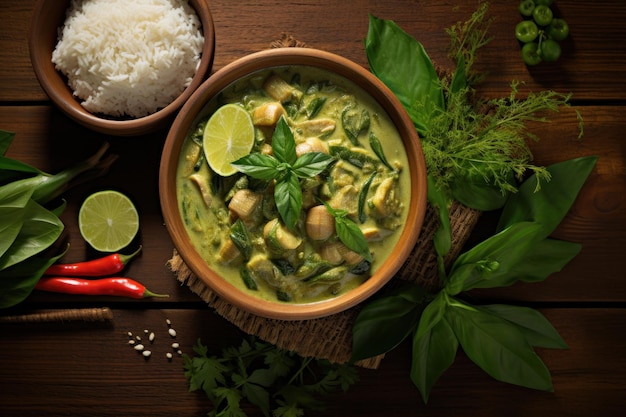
<box><xmin>0</xmin><ymin>129</ymin><xmax>15</xmax><ymax>156</ymax></box>
<box><xmin>0</xmin><ymin>186</ymin><xmax>33</xmax><ymax>258</ymax></box>
<box><xmin>0</xmin><ymin>248</ymin><xmax>66</xmax><ymax>308</ymax></box>
<box><xmin>446</xmin><ymin>298</ymin><xmax>554</xmax><ymax>391</ymax></box>
<box><xmin>0</xmin><ymin>199</ymin><xmax>64</xmax><ymax>270</ymax></box>
<box><xmin>411</xmin><ymin>316</ymin><xmax>458</xmax><ymax>403</ymax></box>
<box><xmin>365</xmin><ymin>15</ymin><xmax>444</xmax><ymax>135</ymax></box>
<box><xmin>351</xmin><ymin>284</ymin><xmax>427</xmax><ymax>362</ymax></box>
<box><xmin>479</xmin><ymin>304</ymin><xmax>568</xmax><ymax>349</ymax></box>
<box><xmin>497</xmin><ymin>156</ymin><xmax>598</xmax><ymax>237</ymax></box>
<box><xmin>446</xmin><ymin>222</ymin><xmax>543</xmax><ymax>294</ymax></box>
<box><xmin>509</xmin><ymin>238</ymin><xmax>581</xmax><ymax>284</ymax></box>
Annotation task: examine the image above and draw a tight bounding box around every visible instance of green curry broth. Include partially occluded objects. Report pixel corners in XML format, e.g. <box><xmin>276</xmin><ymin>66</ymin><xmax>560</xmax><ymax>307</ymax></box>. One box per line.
<box><xmin>176</xmin><ymin>66</ymin><xmax>411</xmax><ymax>304</ymax></box>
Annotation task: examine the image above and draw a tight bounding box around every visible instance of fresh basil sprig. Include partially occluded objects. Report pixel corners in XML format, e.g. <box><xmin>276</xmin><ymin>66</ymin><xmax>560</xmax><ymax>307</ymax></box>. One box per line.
<box><xmin>232</xmin><ymin>116</ymin><xmax>335</xmax><ymax>230</ymax></box>
<box><xmin>351</xmin><ymin>156</ymin><xmax>598</xmax><ymax>402</ymax></box>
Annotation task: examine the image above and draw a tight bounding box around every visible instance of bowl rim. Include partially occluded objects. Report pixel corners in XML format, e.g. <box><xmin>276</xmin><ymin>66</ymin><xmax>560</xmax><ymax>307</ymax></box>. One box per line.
<box><xmin>28</xmin><ymin>0</ymin><xmax>216</xmax><ymax>137</ymax></box>
<box><xmin>159</xmin><ymin>47</ymin><xmax>428</xmax><ymax>320</ymax></box>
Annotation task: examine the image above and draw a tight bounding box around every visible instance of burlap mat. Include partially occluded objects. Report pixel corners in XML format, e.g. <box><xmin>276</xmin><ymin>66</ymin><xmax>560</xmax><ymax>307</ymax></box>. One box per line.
<box><xmin>167</xmin><ymin>35</ymin><xmax>481</xmax><ymax>369</ymax></box>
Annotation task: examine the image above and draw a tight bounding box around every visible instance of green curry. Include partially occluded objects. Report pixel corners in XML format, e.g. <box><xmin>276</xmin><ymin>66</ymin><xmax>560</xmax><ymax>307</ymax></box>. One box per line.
<box><xmin>176</xmin><ymin>66</ymin><xmax>410</xmax><ymax>303</ymax></box>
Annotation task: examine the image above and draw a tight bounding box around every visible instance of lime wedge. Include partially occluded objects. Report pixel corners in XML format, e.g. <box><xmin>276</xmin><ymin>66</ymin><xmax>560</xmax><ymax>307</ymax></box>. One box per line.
<box><xmin>78</xmin><ymin>190</ymin><xmax>139</xmax><ymax>252</ymax></box>
<box><xmin>203</xmin><ymin>104</ymin><xmax>255</xmax><ymax>176</ymax></box>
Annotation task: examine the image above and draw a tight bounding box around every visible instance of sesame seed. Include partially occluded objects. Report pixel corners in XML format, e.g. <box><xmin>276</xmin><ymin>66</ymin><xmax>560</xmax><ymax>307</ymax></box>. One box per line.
<box><xmin>168</xmin><ymin>328</ymin><xmax>177</xmax><ymax>338</ymax></box>
<box><xmin>134</xmin><ymin>344</ymin><xmax>145</xmax><ymax>351</ymax></box>
<box><xmin>149</xmin><ymin>332</ymin><xmax>155</xmax><ymax>343</ymax></box>
<box><xmin>143</xmin><ymin>350</ymin><xmax>152</xmax><ymax>358</ymax></box>
<box><xmin>171</xmin><ymin>342</ymin><xmax>179</xmax><ymax>349</ymax></box>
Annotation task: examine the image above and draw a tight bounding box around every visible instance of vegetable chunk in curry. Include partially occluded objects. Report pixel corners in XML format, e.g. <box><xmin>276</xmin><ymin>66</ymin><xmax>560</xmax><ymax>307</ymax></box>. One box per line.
<box><xmin>176</xmin><ymin>66</ymin><xmax>411</xmax><ymax>303</ymax></box>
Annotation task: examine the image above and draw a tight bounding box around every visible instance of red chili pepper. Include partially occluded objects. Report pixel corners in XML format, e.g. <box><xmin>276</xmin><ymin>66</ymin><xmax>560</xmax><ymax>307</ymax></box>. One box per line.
<box><xmin>34</xmin><ymin>276</ymin><xmax>168</xmax><ymax>299</ymax></box>
<box><xmin>44</xmin><ymin>246</ymin><xmax>142</xmax><ymax>277</ymax></box>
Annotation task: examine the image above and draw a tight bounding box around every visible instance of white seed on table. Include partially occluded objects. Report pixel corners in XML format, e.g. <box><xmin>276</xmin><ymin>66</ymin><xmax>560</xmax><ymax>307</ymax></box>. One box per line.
<box><xmin>166</xmin><ymin>319</ymin><xmax>171</xmax><ymax>326</ymax></box>
<box><xmin>127</xmin><ymin>332</ymin><xmax>133</xmax><ymax>337</ymax></box>
<box><xmin>136</xmin><ymin>335</ymin><xmax>141</xmax><ymax>341</ymax></box>
<box><xmin>177</xmin><ymin>350</ymin><xmax>182</xmax><ymax>355</ymax></box>
<box><xmin>128</xmin><ymin>340</ymin><xmax>136</xmax><ymax>345</ymax></box>
<box><xmin>168</xmin><ymin>328</ymin><xmax>177</xmax><ymax>338</ymax></box>
<box><xmin>134</xmin><ymin>344</ymin><xmax>145</xmax><ymax>351</ymax></box>
<box><xmin>149</xmin><ymin>332</ymin><xmax>155</xmax><ymax>343</ymax></box>
<box><xmin>143</xmin><ymin>350</ymin><xmax>152</xmax><ymax>358</ymax></box>
<box><xmin>166</xmin><ymin>352</ymin><xmax>173</xmax><ymax>360</ymax></box>
<box><xmin>171</xmin><ymin>342</ymin><xmax>179</xmax><ymax>349</ymax></box>
<box><xmin>144</xmin><ymin>329</ymin><xmax>149</xmax><ymax>334</ymax></box>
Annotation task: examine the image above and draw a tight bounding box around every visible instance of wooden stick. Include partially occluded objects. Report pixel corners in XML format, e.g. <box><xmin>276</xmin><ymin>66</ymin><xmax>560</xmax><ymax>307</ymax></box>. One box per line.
<box><xmin>0</xmin><ymin>307</ymin><xmax>113</xmax><ymax>323</ymax></box>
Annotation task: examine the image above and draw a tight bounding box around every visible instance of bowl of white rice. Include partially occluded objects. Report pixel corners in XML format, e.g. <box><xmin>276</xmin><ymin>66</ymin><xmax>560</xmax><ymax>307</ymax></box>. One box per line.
<box><xmin>29</xmin><ymin>0</ymin><xmax>215</xmax><ymax>136</ymax></box>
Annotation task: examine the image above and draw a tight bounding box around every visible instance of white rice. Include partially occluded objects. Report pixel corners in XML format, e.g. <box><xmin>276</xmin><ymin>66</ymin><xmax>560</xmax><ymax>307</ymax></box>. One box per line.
<box><xmin>51</xmin><ymin>0</ymin><xmax>205</xmax><ymax>118</ymax></box>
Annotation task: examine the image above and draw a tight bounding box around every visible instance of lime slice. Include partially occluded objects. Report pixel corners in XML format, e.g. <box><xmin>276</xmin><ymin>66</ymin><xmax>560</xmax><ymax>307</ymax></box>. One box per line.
<box><xmin>78</xmin><ymin>190</ymin><xmax>139</xmax><ymax>252</ymax></box>
<box><xmin>203</xmin><ymin>103</ymin><xmax>255</xmax><ymax>176</ymax></box>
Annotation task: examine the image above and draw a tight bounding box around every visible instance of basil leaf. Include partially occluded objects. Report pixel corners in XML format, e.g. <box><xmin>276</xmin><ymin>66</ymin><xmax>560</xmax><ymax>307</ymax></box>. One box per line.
<box><xmin>272</xmin><ymin>116</ymin><xmax>297</xmax><ymax>165</ymax></box>
<box><xmin>479</xmin><ymin>304</ymin><xmax>568</xmax><ymax>349</ymax></box>
<box><xmin>334</xmin><ymin>214</ymin><xmax>372</xmax><ymax>262</ymax></box>
<box><xmin>511</xmin><ymin>238</ymin><xmax>581</xmax><ymax>284</ymax></box>
<box><xmin>451</xmin><ymin>168</ymin><xmax>511</xmax><ymax>211</ymax></box>
<box><xmin>0</xmin><ymin>129</ymin><xmax>16</xmax><ymax>156</ymax></box>
<box><xmin>446</xmin><ymin>222</ymin><xmax>543</xmax><ymax>294</ymax></box>
<box><xmin>446</xmin><ymin>298</ymin><xmax>554</xmax><ymax>392</ymax></box>
<box><xmin>357</xmin><ymin>171</ymin><xmax>376</xmax><ymax>223</ymax></box>
<box><xmin>497</xmin><ymin>156</ymin><xmax>598</xmax><ymax>237</ymax></box>
<box><xmin>415</xmin><ymin>292</ymin><xmax>447</xmax><ymax>341</ymax></box>
<box><xmin>0</xmin><ymin>199</ymin><xmax>64</xmax><ymax>270</ymax></box>
<box><xmin>305</xmin><ymin>97</ymin><xmax>326</xmax><ymax>119</ymax></box>
<box><xmin>351</xmin><ymin>283</ymin><xmax>427</xmax><ymax>362</ymax></box>
<box><xmin>342</xmin><ymin>106</ymin><xmax>370</xmax><ymax>146</ymax></box>
<box><xmin>291</xmin><ymin>152</ymin><xmax>334</xmax><ymax>178</ymax></box>
<box><xmin>230</xmin><ymin>219</ymin><xmax>252</xmax><ymax>261</ymax></box>
<box><xmin>411</xmin><ymin>315</ymin><xmax>458</xmax><ymax>404</ymax></box>
<box><xmin>274</xmin><ymin>171</ymin><xmax>301</xmax><ymax>230</ymax></box>
<box><xmin>232</xmin><ymin>153</ymin><xmax>280</xmax><ymax>181</ymax></box>
<box><xmin>365</xmin><ymin>15</ymin><xmax>444</xmax><ymax>135</ymax></box>
<box><xmin>0</xmin><ymin>186</ymin><xmax>32</xmax><ymax>259</ymax></box>
<box><xmin>0</xmin><ymin>248</ymin><xmax>66</xmax><ymax>309</ymax></box>
<box><xmin>369</xmin><ymin>132</ymin><xmax>394</xmax><ymax>171</ymax></box>
<box><xmin>240</xmin><ymin>267</ymin><xmax>258</xmax><ymax>291</ymax></box>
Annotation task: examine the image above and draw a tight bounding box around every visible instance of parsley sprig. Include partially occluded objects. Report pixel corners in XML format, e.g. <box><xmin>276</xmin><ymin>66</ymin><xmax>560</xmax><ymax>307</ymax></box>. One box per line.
<box><xmin>184</xmin><ymin>337</ymin><xmax>359</xmax><ymax>417</ymax></box>
<box><xmin>232</xmin><ymin>116</ymin><xmax>335</xmax><ymax>230</ymax></box>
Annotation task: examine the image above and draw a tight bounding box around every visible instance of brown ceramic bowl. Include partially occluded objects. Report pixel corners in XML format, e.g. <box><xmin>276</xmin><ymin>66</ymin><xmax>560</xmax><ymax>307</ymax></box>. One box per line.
<box><xmin>29</xmin><ymin>0</ymin><xmax>215</xmax><ymax>136</ymax></box>
<box><xmin>159</xmin><ymin>48</ymin><xmax>427</xmax><ymax>320</ymax></box>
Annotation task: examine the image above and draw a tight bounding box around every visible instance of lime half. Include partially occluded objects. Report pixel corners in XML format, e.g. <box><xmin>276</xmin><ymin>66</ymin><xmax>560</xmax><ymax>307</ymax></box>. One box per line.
<box><xmin>203</xmin><ymin>104</ymin><xmax>255</xmax><ymax>176</ymax></box>
<box><xmin>78</xmin><ymin>190</ymin><xmax>139</xmax><ymax>252</ymax></box>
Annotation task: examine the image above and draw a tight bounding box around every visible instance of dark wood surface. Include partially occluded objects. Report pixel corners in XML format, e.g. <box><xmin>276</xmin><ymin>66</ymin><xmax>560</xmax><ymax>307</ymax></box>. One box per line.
<box><xmin>1</xmin><ymin>1</ymin><xmax>625</xmax><ymax>416</ymax></box>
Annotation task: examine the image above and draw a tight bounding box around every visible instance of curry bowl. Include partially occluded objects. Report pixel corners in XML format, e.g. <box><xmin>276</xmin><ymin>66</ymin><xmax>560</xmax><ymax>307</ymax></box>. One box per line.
<box><xmin>159</xmin><ymin>48</ymin><xmax>427</xmax><ymax>320</ymax></box>
<box><xmin>29</xmin><ymin>0</ymin><xmax>215</xmax><ymax>136</ymax></box>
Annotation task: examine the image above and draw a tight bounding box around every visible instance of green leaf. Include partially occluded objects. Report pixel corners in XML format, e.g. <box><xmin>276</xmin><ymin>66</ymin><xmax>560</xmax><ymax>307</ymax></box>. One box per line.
<box><xmin>365</xmin><ymin>15</ymin><xmax>444</xmax><ymax>135</ymax></box>
<box><xmin>0</xmin><ymin>199</ymin><xmax>64</xmax><ymax>270</ymax></box>
<box><xmin>369</xmin><ymin>132</ymin><xmax>394</xmax><ymax>171</ymax></box>
<box><xmin>411</xmin><ymin>315</ymin><xmax>458</xmax><ymax>403</ymax></box>
<box><xmin>0</xmin><ymin>129</ymin><xmax>16</xmax><ymax>156</ymax></box>
<box><xmin>451</xmin><ymin>166</ymin><xmax>511</xmax><ymax>211</ymax></box>
<box><xmin>230</xmin><ymin>219</ymin><xmax>253</xmax><ymax>261</ymax></box>
<box><xmin>272</xmin><ymin>116</ymin><xmax>297</xmax><ymax>165</ymax></box>
<box><xmin>0</xmin><ymin>247</ymin><xmax>66</xmax><ymax>309</ymax></box>
<box><xmin>0</xmin><ymin>186</ymin><xmax>33</xmax><ymax>259</ymax></box>
<box><xmin>351</xmin><ymin>283</ymin><xmax>428</xmax><ymax>362</ymax></box>
<box><xmin>446</xmin><ymin>298</ymin><xmax>554</xmax><ymax>392</ymax></box>
<box><xmin>241</xmin><ymin>380</ymin><xmax>270</xmax><ymax>417</ymax></box>
<box><xmin>357</xmin><ymin>171</ymin><xmax>376</xmax><ymax>223</ymax></box>
<box><xmin>415</xmin><ymin>292</ymin><xmax>447</xmax><ymax>340</ymax></box>
<box><xmin>497</xmin><ymin>156</ymin><xmax>598</xmax><ymax>237</ymax></box>
<box><xmin>232</xmin><ymin>153</ymin><xmax>280</xmax><ymax>181</ymax></box>
<box><xmin>479</xmin><ymin>304</ymin><xmax>568</xmax><ymax>349</ymax></box>
<box><xmin>291</xmin><ymin>152</ymin><xmax>334</xmax><ymax>178</ymax></box>
<box><xmin>341</xmin><ymin>106</ymin><xmax>370</xmax><ymax>146</ymax></box>
<box><xmin>509</xmin><ymin>238</ymin><xmax>581</xmax><ymax>284</ymax></box>
<box><xmin>274</xmin><ymin>171</ymin><xmax>302</xmax><ymax>230</ymax></box>
<box><xmin>333</xmin><ymin>213</ymin><xmax>372</xmax><ymax>262</ymax></box>
<box><xmin>446</xmin><ymin>222</ymin><xmax>543</xmax><ymax>294</ymax></box>
<box><xmin>449</xmin><ymin>55</ymin><xmax>467</xmax><ymax>94</ymax></box>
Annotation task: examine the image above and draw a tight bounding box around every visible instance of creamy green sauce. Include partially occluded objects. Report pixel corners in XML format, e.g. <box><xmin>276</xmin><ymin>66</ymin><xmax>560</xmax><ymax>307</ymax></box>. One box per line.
<box><xmin>176</xmin><ymin>66</ymin><xmax>410</xmax><ymax>304</ymax></box>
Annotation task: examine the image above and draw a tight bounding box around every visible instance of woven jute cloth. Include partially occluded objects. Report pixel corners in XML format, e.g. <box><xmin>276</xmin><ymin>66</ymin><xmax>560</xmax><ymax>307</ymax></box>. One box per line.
<box><xmin>167</xmin><ymin>35</ymin><xmax>481</xmax><ymax>369</ymax></box>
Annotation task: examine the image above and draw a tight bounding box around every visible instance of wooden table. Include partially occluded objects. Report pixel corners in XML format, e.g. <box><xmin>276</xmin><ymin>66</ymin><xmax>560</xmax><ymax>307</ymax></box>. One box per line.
<box><xmin>1</xmin><ymin>1</ymin><xmax>625</xmax><ymax>416</ymax></box>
